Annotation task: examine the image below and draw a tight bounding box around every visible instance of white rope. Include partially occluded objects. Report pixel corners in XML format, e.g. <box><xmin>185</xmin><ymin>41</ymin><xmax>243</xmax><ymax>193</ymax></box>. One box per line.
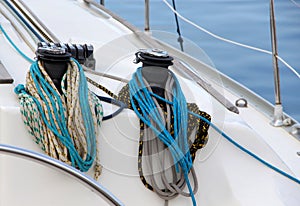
<box><xmin>290</xmin><ymin>0</ymin><xmax>300</xmax><ymax>8</ymax></box>
<box><xmin>161</xmin><ymin>0</ymin><xmax>300</xmax><ymax>79</ymax></box>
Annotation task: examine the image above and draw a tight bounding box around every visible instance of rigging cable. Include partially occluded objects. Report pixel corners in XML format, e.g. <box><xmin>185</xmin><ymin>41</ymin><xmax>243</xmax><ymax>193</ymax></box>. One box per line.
<box><xmin>161</xmin><ymin>0</ymin><xmax>300</xmax><ymax>79</ymax></box>
<box><xmin>171</xmin><ymin>0</ymin><xmax>184</xmax><ymax>52</ymax></box>
<box><xmin>290</xmin><ymin>0</ymin><xmax>300</xmax><ymax>8</ymax></box>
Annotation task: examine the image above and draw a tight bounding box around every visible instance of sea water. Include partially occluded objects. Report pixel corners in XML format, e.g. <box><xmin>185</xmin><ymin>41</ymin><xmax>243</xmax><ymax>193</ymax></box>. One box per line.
<box><xmin>103</xmin><ymin>0</ymin><xmax>300</xmax><ymax>122</ymax></box>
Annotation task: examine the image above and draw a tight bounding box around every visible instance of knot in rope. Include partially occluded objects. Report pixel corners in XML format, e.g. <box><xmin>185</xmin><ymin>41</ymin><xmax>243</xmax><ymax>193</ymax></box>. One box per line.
<box><xmin>15</xmin><ymin>59</ymin><xmax>103</xmax><ymax>180</ymax></box>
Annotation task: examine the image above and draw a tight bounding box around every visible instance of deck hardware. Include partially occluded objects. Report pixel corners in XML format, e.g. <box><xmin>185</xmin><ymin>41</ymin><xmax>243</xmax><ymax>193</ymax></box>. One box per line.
<box><xmin>134</xmin><ymin>48</ymin><xmax>173</xmax><ymax>97</ymax></box>
<box><xmin>269</xmin><ymin>0</ymin><xmax>287</xmax><ymax>127</ymax></box>
<box><xmin>0</xmin><ymin>144</ymin><xmax>124</xmax><ymax>206</ymax></box>
<box><xmin>290</xmin><ymin>123</ymin><xmax>300</xmax><ymax>140</ymax></box>
<box><xmin>235</xmin><ymin>98</ymin><xmax>248</xmax><ymax>108</ymax></box>
<box><xmin>36</xmin><ymin>43</ymin><xmax>71</xmax><ymax>93</ymax></box>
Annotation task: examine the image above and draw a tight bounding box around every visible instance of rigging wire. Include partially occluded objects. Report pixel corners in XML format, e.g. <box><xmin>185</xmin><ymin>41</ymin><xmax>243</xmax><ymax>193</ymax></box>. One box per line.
<box><xmin>171</xmin><ymin>0</ymin><xmax>184</xmax><ymax>52</ymax></box>
<box><xmin>161</xmin><ymin>0</ymin><xmax>300</xmax><ymax>79</ymax></box>
<box><xmin>290</xmin><ymin>0</ymin><xmax>300</xmax><ymax>8</ymax></box>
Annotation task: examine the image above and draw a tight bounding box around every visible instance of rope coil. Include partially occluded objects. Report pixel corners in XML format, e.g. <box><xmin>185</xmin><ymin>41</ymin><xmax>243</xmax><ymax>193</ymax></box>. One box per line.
<box><xmin>118</xmin><ymin>67</ymin><xmax>211</xmax><ymax>206</ymax></box>
<box><xmin>15</xmin><ymin>59</ymin><xmax>103</xmax><ymax>179</ymax></box>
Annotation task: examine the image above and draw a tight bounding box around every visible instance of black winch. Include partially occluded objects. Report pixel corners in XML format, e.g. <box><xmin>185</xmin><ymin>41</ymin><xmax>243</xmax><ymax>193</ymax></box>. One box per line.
<box><xmin>36</xmin><ymin>42</ymin><xmax>95</xmax><ymax>93</ymax></box>
<box><xmin>134</xmin><ymin>48</ymin><xmax>174</xmax><ymax>97</ymax></box>
<box><xmin>134</xmin><ymin>48</ymin><xmax>173</xmax><ymax>68</ymax></box>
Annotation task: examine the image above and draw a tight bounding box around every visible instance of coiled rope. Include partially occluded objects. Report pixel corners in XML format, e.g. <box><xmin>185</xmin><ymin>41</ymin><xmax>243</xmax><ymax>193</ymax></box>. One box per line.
<box><xmin>15</xmin><ymin>59</ymin><xmax>103</xmax><ymax>180</ymax></box>
<box><xmin>127</xmin><ymin>67</ymin><xmax>209</xmax><ymax>206</ymax></box>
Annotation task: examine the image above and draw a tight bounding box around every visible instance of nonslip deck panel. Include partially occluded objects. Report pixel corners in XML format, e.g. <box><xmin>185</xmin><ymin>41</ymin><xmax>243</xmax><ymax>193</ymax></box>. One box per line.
<box><xmin>0</xmin><ymin>61</ymin><xmax>13</xmax><ymax>84</ymax></box>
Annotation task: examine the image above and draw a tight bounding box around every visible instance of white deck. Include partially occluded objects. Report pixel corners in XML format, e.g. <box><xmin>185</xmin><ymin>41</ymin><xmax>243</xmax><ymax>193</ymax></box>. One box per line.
<box><xmin>0</xmin><ymin>0</ymin><xmax>299</xmax><ymax>205</ymax></box>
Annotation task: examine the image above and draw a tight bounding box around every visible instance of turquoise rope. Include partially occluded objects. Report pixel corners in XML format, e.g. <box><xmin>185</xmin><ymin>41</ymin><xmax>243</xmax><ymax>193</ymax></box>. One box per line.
<box><xmin>2</xmin><ymin>26</ymin><xmax>99</xmax><ymax>172</ymax></box>
<box><xmin>74</xmin><ymin>59</ymin><xmax>97</xmax><ymax>166</ymax></box>
<box><xmin>129</xmin><ymin>67</ymin><xmax>196</xmax><ymax>205</ymax></box>
<box><xmin>15</xmin><ymin>60</ymin><xmax>97</xmax><ymax>172</ymax></box>
<box><xmin>189</xmin><ymin>111</ymin><xmax>300</xmax><ymax>185</ymax></box>
<box><xmin>0</xmin><ymin>24</ymin><xmax>34</xmax><ymax>63</ymax></box>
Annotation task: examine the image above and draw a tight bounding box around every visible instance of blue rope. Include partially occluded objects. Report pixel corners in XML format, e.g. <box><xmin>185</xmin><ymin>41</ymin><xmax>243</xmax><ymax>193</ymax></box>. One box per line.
<box><xmin>188</xmin><ymin>111</ymin><xmax>300</xmax><ymax>185</ymax></box>
<box><xmin>129</xmin><ymin>67</ymin><xmax>196</xmax><ymax>205</ymax></box>
<box><xmin>0</xmin><ymin>24</ymin><xmax>34</xmax><ymax>63</ymax></box>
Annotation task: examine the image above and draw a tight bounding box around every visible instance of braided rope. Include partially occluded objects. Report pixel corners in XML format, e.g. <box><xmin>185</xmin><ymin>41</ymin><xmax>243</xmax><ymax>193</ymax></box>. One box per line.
<box><xmin>15</xmin><ymin>59</ymin><xmax>103</xmax><ymax>180</ymax></box>
<box><xmin>118</xmin><ymin>67</ymin><xmax>211</xmax><ymax>206</ymax></box>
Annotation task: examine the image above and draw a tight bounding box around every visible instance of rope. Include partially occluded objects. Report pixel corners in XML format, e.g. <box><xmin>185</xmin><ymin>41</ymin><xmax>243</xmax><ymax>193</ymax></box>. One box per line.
<box><xmin>86</xmin><ymin>76</ymin><xmax>118</xmax><ymax>99</ymax></box>
<box><xmin>15</xmin><ymin>59</ymin><xmax>103</xmax><ymax>180</ymax></box>
<box><xmin>2</xmin><ymin>0</ymin><xmax>44</xmax><ymax>42</ymax></box>
<box><xmin>171</xmin><ymin>0</ymin><xmax>184</xmax><ymax>52</ymax></box>
<box><xmin>96</xmin><ymin>95</ymin><xmax>126</xmax><ymax>121</ymax></box>
<box><xmin>161</xmin><ymin>0</ymin><xmax>300</xmax><ymax>79</ymax></box>
<box><xmin>128</xmin><ymin>67</ymin><xmax>205</xmax><ymax>206</ymax></box>
<box><xmin>189</xmin><ymin>111</ymin><xmax>300</xmax><ymax>185</ymax></box>
<box><xmin>0</xmin><ymin>24</ymin><xmax>34</xmax><ymax>63</ymax></box>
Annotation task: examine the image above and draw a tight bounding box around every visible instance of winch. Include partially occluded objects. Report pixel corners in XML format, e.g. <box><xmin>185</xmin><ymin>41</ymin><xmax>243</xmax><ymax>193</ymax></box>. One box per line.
<box><xmin>134</xmin><ymin>48</ymin><xmax>174</xmax><ymax>97</ymax></box>
<box><xmin>36</xmin><ymin>42</ymin><xmax>94</xmax><ymax>92</ymax></box>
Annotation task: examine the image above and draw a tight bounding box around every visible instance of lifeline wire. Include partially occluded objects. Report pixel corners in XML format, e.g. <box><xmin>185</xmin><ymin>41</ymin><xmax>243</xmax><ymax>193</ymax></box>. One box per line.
<box><xmin>290</xmin><ymin>0</ymin><xmax>300</xmax><ymax>8</ymax></box>
<box><xmin>171</xmin><ymin>0</ymin><xmax>184</xmax><ymax>52</ymax></box>
<box><xmin>161</xmin><ymin>0</ymin><xmax>300</xmax><ymax>79</ymax></box>
<box><xmin>15</xmin><ymin>59</ymin><xmax>104</xmax><ymax>180</ymax></box>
